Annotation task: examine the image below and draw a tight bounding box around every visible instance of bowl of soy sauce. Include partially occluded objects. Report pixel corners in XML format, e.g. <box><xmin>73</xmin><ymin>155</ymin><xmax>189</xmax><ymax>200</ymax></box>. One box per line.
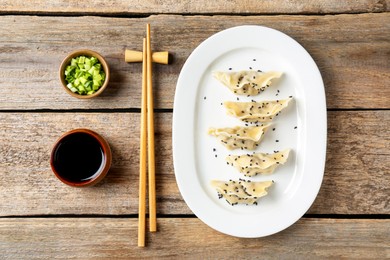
<box><xmin>50</xmin><ymin>128</ymin><xmax>112</xmax><ymax>187</ymax></box>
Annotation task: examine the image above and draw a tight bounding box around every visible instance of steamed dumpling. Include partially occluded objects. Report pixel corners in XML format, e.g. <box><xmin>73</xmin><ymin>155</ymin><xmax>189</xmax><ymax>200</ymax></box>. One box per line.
<box><xmin>224</xmin><ymin>98</ymin><xmax>292</xmax><ymax>123</ymax></box>
<box><xmin>213</xmin><ymin>70</ymin><xmax>282</xmax><ymax>96</ymax></box>
<box><xmin>208</xmin><ymin>124</ymin><xmax>270</xmax><ymax>150</ymax></box>
<box><xmin>226</xmin><ymin>149</ymin><xmax>290</xmax><ymax>177</ymax></box>
<box><xmin>211</xmin><ymin>179</ymin><xmax>274</xmax><ymax>205</ymax></box>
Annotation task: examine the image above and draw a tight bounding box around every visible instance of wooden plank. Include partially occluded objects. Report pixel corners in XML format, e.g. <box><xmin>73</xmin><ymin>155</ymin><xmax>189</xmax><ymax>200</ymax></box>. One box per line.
<box><xmin>0</xmin><ymin>218</ymin><xmax>388</xmax><ymax>258</ymax></box>
<box><xmin>0</xmin><ymin>111</ymin><xmax>388</xmax><ymax>216</ymax></box>
<box><xmin>0</xmin><ymin>0</ymin><xmax>388</xmax><ymax>14</ymax></box>
<box><xmin>0</xmin><ymin>13</ymin><xmax>388</xmax><ymax>110</ymax></box>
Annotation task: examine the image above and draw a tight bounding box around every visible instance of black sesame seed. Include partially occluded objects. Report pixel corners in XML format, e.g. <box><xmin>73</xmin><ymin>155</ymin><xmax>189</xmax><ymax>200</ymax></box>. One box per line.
<box><xmin>294</xmin><ymin>126</ymin><xmax>298</xmax><ymax>129</ymax></box>
<box><xmin>253</xmin><ymin>59</ymin><xmax>256</xmax><ymax>61</ymax></box>
<box><xmin>215</xmin><ymin>154</ymin><xmax>217</xmax><ymax>158</ymax></box>
<box><xmin>249</xmin><ymin>67</ymin><xmax>252</xmax><ymax>69</ymax></box>
<box><xmin>272</xmin><ymin>128</ymin><xmax>276</xmax><ymax>131</ymax></box>
<box><xmin>204</xmin><ymin>96</ymin><xmax>206</xmax><ymax>100</ymax></box>
<box><xmin>229</xmin><ymin>67</ymin><xmax>232</xmax><ymax>70</ymax></box>
<box><xmin>213</xmin><ymin>148</ymin><xmax>216</xmax><ymax>152</ymax></box>
<box><xmin>276</xmin><ymin>140</ymin><xmax>279</xmax><ymax>142</ymax></box>
<box><xmin>237</xmin><ymin>97</ymin><xmax>239</xmax><ymax>101</ymax></box>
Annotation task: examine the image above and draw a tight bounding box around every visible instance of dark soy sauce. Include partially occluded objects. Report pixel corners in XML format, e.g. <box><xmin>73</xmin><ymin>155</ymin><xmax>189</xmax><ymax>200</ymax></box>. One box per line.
<box><xmin>53</xmin><ymin>132</ymin><xmax>105</xmax><ymax>183</ymax></box>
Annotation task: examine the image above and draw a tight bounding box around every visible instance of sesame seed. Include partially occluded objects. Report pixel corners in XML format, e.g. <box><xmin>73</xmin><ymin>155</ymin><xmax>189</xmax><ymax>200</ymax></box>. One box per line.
<box><xmin>204</xmin><ymin>96</ymin><xmax>206</xmax><ymax>100</ymax></box>
<box><xmin>276</xmin><ymin>140</ymin><xmax>279</xmax><ymax>142</ymax></box>
<box><xmin>229</xmin><ymin>67</ymin><xmax>232</xmax><ymax>70</ymax></box>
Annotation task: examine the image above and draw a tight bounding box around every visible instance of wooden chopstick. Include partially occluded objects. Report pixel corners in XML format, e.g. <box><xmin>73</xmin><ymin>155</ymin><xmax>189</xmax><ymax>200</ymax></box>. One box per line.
<box><xmin>138</xmin><ymin>38</ymin><xmax>148</xmax><ymax>247</ymax></box>
<box><xmin>146</xmin><ymin>23</ymin><xmax>157</xmax><ymax>232</ymax></box>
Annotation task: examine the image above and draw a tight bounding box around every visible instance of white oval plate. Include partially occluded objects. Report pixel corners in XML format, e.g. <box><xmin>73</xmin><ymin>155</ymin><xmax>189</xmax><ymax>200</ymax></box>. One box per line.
<box><xmin>173</xmin><ymin>25</ymin><xmax>327</xmax><ymax>238</ymax></box>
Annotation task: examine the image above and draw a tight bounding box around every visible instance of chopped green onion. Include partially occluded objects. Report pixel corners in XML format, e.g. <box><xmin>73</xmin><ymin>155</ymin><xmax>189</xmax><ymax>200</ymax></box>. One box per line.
<box><xmin>64</xmin><ymin>55</ymin><xmax>106</xmax><ymax>95</ymax></box>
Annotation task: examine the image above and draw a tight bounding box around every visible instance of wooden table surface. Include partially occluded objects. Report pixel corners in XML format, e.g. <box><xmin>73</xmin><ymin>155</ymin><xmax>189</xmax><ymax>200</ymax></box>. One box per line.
<box><xmin>1</xmin><ymin>1</ymin><xmax>389</xmax><ymax>258</ymax></box>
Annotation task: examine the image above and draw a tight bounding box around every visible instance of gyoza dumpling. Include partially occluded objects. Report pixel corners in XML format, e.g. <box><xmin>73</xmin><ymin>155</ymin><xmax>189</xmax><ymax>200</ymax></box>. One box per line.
<box><xmin>211</xmin><ymin>179</ymin><xmax>274</xmax><ymax>205</ymax></box>
<box><xmin>224</xmin><ymin>98</ymin><xmax>292</xmax><ymax>123</ymax></box>
<box><xmin>208</xmin><ymin>124</ymin><xmax>270</xmax><ymax>150</ymax></box>
<box><xmin>226</xmin><ymin>149</ymin><xmax>290</xmax><ymax>177</ymax></box>
<box><xmin>213</xmin><ymin>70</ymin><xmax>282</xmax><ymax>96</ymax></box>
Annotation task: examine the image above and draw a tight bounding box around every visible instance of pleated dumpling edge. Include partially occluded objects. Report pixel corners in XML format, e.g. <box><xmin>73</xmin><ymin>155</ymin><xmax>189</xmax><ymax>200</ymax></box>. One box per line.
<box><xmin>224</xmin><ymin>97</ymin><xmax>293</xmax><ymax>123</ymax></box>
<box><xmin>213</xmin><ymin>70</ymin><xmax>283</xmax><ymax>96</ymax></box>
<box><xmin>208</xmin><ymin>124</ymin><xmax>271</xmax><ymax>150</ymax></box>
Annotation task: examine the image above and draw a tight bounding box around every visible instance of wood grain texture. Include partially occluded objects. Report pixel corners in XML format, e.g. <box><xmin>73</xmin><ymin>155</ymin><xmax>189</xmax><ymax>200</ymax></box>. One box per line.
<box><xmin>0</xmin><ymin>111</ymin><xmax>388</xmax><ymax>216</ymax></box>
<box><xmin>0</xmin><ymin>0</ymin><xmax>388</xmax><ymax>14</ymax></box>
<box><xmin>0</xmin><ymin>218</ymin><xmax>389</xmax><ymax>259</ymax></box>
<box><xmin>0</xmin><ymin>13</ymin><xmax>389</xmax><ymax>110</ymax></box>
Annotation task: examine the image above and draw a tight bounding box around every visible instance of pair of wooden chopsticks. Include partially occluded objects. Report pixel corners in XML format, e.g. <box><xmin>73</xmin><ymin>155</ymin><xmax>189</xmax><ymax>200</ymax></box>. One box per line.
<box><xmin>139</xmin><ymin>24</ymin><xmax>157</xmax><ymax>247</ymax></box>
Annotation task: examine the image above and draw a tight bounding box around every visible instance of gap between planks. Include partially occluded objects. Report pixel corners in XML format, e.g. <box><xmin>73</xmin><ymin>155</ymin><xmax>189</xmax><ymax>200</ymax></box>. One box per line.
<box><xmin>0</xmin><ymin>214</ymin><xmax>388</xmax><ymax>219</ymax></box>
<box><xmin>0</xmin><ymin>108</ymin><xmax>389</xmax><ymax>113</ymax></box>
